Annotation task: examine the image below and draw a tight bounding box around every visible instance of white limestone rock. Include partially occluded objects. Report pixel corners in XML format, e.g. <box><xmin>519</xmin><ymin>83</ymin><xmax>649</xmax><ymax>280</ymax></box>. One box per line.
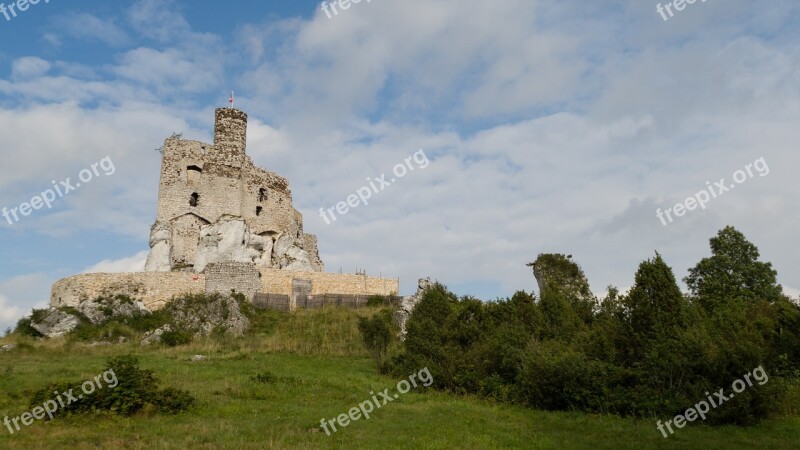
<box><xmin>145</xmin><ymin>240</ymin><xmax>172</xmax><ymax>272</ymax></box>
<box><xmin>194</xmin><ymin>219</ymin><xmax>255</xmax><ymax>272</ymax></box>
<box><xmin>145</xmin><ymin>222</ymin><xmax>172</xmax><ymax>272</ymax></box>
<box><xmin>141</xmin><ymin>324</ymin><xmax>173</xmax><ymax>346</ymax></box>
<box><xmin>395</xmin><ymin>277</ymin><xmax>434</xmax><ymax>340</ymax></box>
<box><xmin>282</xmin><ymin>246</ymin><xmax>316</xmax><ymax>272</ymax></box>
<box><xmin>79</xmin><ymin>297</ymin><xmax>149</xmax><ymax>325</ymax></box>
<box><xmin>31</xmin><ymin>309</ymin><xmax>80</xmax><ymax>338</ymax></box>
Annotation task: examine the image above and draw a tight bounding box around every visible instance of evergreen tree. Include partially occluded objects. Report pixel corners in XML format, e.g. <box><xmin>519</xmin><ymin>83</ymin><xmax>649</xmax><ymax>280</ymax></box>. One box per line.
<box><xmin>624</xmin><ymin>253</ymin><xmax>687</xmax><ymax>359</ymax></box>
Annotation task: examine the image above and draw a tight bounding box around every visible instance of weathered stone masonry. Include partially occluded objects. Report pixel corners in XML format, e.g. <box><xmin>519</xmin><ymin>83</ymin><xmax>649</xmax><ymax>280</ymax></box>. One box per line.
<box><xmin>50</xmin><ymin>108</ymin><xmax>399</xmax><ymax>310</ymax></box>
<box><xmin>145</xmin><ymin>108</ymin><xmax>322</xmax><ymax>274</ymax></box>
<box><xmin>50</xmin><ymin>268</ymin><xmax>398</xmax><ymax>311</ymax></box>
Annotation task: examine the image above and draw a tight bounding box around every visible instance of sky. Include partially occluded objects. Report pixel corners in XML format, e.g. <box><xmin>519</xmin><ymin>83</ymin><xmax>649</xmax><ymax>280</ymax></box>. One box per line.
<box><xmin>0</xmin><ymin>0</ymin><xmax>798</xmax><ymax>330</ymax></box>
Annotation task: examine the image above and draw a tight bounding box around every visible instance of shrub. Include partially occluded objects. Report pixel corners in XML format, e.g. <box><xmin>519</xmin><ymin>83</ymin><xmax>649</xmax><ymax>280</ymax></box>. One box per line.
<box><xmin>151</xmin><ymin>387</ymin><xmax>197</xmax><ymax>413</ymax></box>
<box><xmin>385</xmin><ymin>231</ymin><xmax>796</xmax><ymax>426</ymax></box>
<box><xmin>29</xmin><ymin>355</ymin><xmax>195</xmax><ymax>418</ymax></box>
<box><xmin>14</xmin><ymin>316</ymin><xmax>43</xmax><ymax>339</ymax></box>
<box><xmin>518</xmin><ymin>339</ymin><xmax>622</xmax><ymax>413</ymax></box>
<box><xmin>160</xmin><ymin>329</ymin><xmax>192</xmax><ymax>347</ymax></box>
<box><xmin>358</xmin><ymin>310</ymin><xmax>395</xmax><ymax>371</ymax></box>
<box><xmin>367</xmin><ymin>295</ymin><xmax>387</xmax><ymax>307</ymax></box>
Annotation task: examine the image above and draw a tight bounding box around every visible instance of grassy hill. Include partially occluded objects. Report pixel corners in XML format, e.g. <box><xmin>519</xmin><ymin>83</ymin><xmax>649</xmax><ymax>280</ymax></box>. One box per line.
<box><xmin>0</xmin><ymin>307</ymin><xmax>798</xmax><ymax>449</ymax></box>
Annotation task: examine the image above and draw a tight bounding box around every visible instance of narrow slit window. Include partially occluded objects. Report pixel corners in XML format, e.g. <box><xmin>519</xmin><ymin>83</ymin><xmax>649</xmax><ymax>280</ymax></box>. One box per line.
<box><xmin>189</xmin><ymin>192</ymin><xmax>199</xmax><ymax>207</ymax></box>
<box><xmin>256</xmin><ymin>206</ymin><xmax>263</xmax><ymax>216</ymax></box>
<box><xmin>258</xmin><ymin>187</ymin><xmax>267</xmax><ymax>202</ymax></box>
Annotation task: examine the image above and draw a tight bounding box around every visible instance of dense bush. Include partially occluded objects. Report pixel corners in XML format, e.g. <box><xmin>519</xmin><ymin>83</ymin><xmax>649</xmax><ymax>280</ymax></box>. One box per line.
<box><xmin>14</xmin><ymin>309</ymin><xmax>48</xmax><ymax>338</ymax></box>
<box><xmin>160</xmin><ymin>328</ymin><xmax>193</xmax><ymax>347</ymax></box>
<box><xmin>357</xmin><ymin>309</ymin><xmax>395</xmax><ymax>370</ymax></box>
<box><xmin>29</xmin><ymin>355</ymin><xmax>195</xmax><ymax>417</ymax></box>
<box><xmin>385</xmin><ymin>226</ymin><xmax>800</xmax><ymax>426</ymax></box>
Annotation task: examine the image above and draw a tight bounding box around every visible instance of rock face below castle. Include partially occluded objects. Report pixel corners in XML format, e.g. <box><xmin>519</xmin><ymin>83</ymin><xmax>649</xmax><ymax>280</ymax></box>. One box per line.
<box><xmin>144</xmin><ymin>108</ymin><xmax>324</xmax><ymax>274</ymax></box>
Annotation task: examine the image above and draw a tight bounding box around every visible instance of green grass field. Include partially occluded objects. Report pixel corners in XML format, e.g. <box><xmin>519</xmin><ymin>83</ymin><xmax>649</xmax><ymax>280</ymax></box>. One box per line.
<box><xmin>0</xmin><ymin>307</ymin><xmax>798</xmax><ymax>449</ymax></box>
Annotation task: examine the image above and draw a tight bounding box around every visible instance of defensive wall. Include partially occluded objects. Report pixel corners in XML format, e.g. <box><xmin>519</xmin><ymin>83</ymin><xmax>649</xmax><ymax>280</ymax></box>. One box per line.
<box><xmin>50</xmin><ymin>263</ymin><xmax>398</xmax><ymax>311</ymax></box>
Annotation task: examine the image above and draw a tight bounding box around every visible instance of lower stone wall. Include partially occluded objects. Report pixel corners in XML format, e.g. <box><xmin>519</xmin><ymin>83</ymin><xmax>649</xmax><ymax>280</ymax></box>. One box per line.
<box><xmin>50</xmin><ymin>272</ymin><xmax>206</xmax><ymax>310</ymax></box>
<box><xmin>205</xmin><ymin>262</ymin><xmax>261</xmax><ymax>300</ymax></box>
<box><xmin>258</xmin><ymin>268</ymin><xmax>399</xmax><ymax>297</ymax></box>
<box><xmin>50</xmin><ymin>269</ymin><xmax>398</xmax><ymax>312</ymax></box>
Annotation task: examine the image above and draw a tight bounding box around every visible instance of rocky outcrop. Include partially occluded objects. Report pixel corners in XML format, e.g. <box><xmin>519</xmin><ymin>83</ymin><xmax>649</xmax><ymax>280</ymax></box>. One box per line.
<box><xmin>141</xmin><ymin>325</ymin><xmax>172</xmax><ymax>346</ymax></box>
<box><xmin>149</xmin><ymin>216</ymin><xmax>319</xmax><ymax>274</ymax></box>
<box><xmin>144</xmin><ymin>222</ymin><xmax>172</xmax><ymax>272</ymax></box>
<box><xmin>79</xmin><ymin>296</ymin><xmax>149</xmax><ymax>324</ymax></box>
<box><xmin>271</xmin><ymin>233</ymin><xmax>315</xmax><ymax>271</ymax></box>
<box><xmin>527</xmin><ymin>254</ymin><xmax>594</xmax><ymax>302</ymax></box>
<box><xmin>194</xmin><ymin>218</ymin><xmax>259</xmax><ymax>272</ymax></box>
<box><xmin>395</xmin><ymin>277</ymin><xmax>434</xmax><ymax>340</ymax></box>
<box><xmin>31</xmin><ymin>309</ymin><xmax>81</xmax><ymax>338</ymax></box>
<box><xmin>31</xmin><ymin>296</ymin><xmax>150</xmax><ymax>338</ymax></box>
<box><xmin>303</xmin><ymin>233</ymin><xmax>325</xmax><ymax>272</ymax></box>
<box><xmin>165</xmin><ymin>293</ymin><xmax>250</xmax><ymax>338</ymax></box>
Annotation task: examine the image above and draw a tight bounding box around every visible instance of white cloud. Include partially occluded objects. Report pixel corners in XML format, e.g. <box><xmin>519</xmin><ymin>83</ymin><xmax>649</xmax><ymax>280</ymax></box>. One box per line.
<box><xmin>82</xmin><ymin>251</ymin><xmax>149</xmax><ymax>274</ymax></box>
<box><xmin>54</xmin><ymin>12</ymin><xmax>130</xmax><ymax>46</ymax></box>
<box><xmin>0</xmin><ymin>274</ymin><xmax>50</xmax><ymax>331</ymax></box>
<box><xmin>11</xmin><ymin>57</ymin><xmax>51</xmax><ymax>79</ymax></box>
<box><xmin>0</xmin><ymin>295</ymin><xmax>21</xmax><ymax>329</ymax></box>
<box><xmin>784</xmin><ymin>286</ymin><xmax>800</xmax><ymax>300</ymax></box>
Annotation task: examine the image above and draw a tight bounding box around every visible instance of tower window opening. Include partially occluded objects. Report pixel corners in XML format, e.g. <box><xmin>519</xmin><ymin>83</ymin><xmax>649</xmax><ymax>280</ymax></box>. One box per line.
<box><xmin>256</xmin><ymin>206</ymin><xmax>263</xmax><ymax>216</ymax></box>
<box><xmin>258</xmin><ymin>187</ymin><xmax>267</xmax><ymax>202</ymax></box>
<box><xmin>187</xmin><ymin>165</ymin><xmax>202</xmax><ymax>184</ymax></box>
<box><xmin>189</xmin><ymin>192</ymin><xmax>199</xmax><ymax>207</ymax></box>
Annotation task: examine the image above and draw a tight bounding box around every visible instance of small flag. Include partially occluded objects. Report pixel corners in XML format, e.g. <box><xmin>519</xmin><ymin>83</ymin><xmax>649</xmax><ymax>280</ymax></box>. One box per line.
<box><xmin>228</xmin><ymin>91</ymin><xmax>234</xmax><ymax>107</ymax></box>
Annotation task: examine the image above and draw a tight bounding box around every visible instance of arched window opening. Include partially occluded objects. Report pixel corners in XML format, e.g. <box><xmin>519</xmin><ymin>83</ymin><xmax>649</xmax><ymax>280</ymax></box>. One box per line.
<box><xmin>187</xmin><ymin>165</ymin><xmax>202</xmax><ymax>184</ymax></box>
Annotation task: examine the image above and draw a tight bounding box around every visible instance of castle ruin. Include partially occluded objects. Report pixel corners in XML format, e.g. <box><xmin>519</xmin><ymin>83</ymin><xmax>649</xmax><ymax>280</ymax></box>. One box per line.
<box><xmin>144</xmin><ymin>108</ymin><xmax>323</xmax><ymax>274</ymax></box>
<box><xmin>50</xmin><ymin>108</ymin><xmax>398</xmax><ymax>310</ymax></box>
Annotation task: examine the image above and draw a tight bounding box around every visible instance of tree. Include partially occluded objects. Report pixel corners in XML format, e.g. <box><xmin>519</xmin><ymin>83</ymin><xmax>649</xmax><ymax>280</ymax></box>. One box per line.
<box><xmin>685</xmin><ymin>226</ymin><xmax>783</xmax><ymax>311</ymax></box>
<box><xmin>623</xmin><ymin>253</ymin><xmax>687</xmax><ymax>361</ymax></box>
<box><xmin>357</xmin><ymin>310</ymin><xmax>394</xmax><ymax>371</ymax></box>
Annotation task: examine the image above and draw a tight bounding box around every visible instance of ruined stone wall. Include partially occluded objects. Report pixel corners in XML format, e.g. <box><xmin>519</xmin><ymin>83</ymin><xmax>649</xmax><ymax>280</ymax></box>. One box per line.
<box><xmin>146</xmin><ymin>108</ymin><xmax>323</xmax><ymax>273</ymax></box>
<box><xmin>155</xmin><ymin>138</ymin><xmax>244</xmax><ymax>225</ymax></box>
<box><xmin>258</xmin><ymin>268</ymin><xmax>398</xmax><ymax>296</ymax></box>
<box><xmin>302</xmin><ymin>234</ymin><xmax>324</xmax><ymax>272</ymax></box>
<box><xmin>51</xmin><ymin>273</ymin><xmax>206</xmax><ymax>311</ymax></box>
<box><xmin>240</xmin><ymin>163</ymin><xmax>300</xmax><ymax>238</ymax></box>
<box><xmin>50</xmin><ymin>268</ymin><xmax>396</xmax><ymax>312</ymax></box>
<box><xmin>205</xmin><ymin>262</ymin><xmax>261</xmax><ymax>300</ymax></box>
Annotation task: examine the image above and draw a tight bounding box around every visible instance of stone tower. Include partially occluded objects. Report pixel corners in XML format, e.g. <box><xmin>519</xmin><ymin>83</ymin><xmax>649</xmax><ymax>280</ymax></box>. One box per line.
<box><xmin>211</xmin><ymin>108</ymin><xmax>248</xmax><ymax>169</ymax></box>
<box><xmin>144</xmin><ymin>108</ymin><xmax>324</xmax><ymax>274</ymax></box>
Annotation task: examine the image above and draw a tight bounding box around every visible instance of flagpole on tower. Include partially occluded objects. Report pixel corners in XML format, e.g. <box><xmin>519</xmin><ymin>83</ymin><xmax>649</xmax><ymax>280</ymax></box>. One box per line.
<box><xmin>228</xmin><ymin>91</ymin><xmax>234</xmax><ymax>109</ymax></box>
